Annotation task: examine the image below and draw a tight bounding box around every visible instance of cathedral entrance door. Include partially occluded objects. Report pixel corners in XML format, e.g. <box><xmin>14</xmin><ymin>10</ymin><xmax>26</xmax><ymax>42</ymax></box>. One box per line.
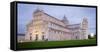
<box><xmin>42</xmin><ymin>35</ymin><xmax>44</xmax><ymax>40</ymax></box>
<box><xmin>35</xmin><ymin>34</ymin><xmax>38</xmax><ymax>41</ymax></box>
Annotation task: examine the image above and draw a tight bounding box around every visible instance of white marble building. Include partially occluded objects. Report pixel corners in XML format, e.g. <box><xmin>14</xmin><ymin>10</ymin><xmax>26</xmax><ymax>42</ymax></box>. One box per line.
<box><xmin>25</xmin><ymin>9</ymin><xmax>88</xmax><ymax>41</ymax></box>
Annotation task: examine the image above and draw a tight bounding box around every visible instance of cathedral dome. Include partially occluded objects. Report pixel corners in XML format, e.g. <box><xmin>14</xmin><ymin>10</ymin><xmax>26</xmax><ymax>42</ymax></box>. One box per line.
<box><xmin>62</xmin><ymin>15</ymin><xmax>69</xmax><ymax>25</ymax></box>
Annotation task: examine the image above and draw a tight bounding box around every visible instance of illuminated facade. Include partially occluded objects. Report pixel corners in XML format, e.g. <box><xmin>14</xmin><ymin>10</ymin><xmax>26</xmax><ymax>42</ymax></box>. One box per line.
<box><xmin>25</xmin><ymin>9</ymin><xmax>88</xmax><ymax>41</ymax></box>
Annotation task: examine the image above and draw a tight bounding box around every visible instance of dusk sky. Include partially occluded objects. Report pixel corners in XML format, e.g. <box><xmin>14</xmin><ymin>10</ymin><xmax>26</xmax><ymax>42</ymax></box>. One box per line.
<box><xmin>18</xmin><ymin>3</ymin><xmax>96</xmax><ymax>34</ymax></box>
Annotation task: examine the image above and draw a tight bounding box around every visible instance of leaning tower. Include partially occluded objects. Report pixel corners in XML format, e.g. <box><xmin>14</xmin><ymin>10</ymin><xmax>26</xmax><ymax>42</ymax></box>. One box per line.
<box><xmin>81</xmin><ymin>17</ymin><xmax>88</xmax><ymax>39</ymax></box>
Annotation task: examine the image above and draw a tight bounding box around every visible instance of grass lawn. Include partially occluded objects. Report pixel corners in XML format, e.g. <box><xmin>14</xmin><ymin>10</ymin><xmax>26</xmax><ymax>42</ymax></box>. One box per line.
<box><xmin>17</xmin><ymin>39</ymin><xmax>97</xmax><ymax>49</ymax></box>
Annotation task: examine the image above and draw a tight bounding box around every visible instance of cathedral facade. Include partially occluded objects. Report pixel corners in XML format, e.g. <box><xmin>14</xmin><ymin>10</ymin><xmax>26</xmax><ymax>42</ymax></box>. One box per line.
<box><xmin>25</xmin><ymin>9</ymin><xmax>88</xmax><ymax>41</ymax></box>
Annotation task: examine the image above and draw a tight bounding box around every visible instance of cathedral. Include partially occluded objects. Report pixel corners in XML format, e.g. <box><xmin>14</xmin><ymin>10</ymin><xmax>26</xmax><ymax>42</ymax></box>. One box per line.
<box><xmin>25</xmin><ymin>9</ymin><xmax>88</xmax><ymax>41</ymax></box>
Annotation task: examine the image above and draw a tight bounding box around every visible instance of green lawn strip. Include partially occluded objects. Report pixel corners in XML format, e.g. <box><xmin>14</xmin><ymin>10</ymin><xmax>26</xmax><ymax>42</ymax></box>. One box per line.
<box><xmin>17</xmin><ymin>39</ymin><xmax>96</xmax><ymax>49</ymax></box>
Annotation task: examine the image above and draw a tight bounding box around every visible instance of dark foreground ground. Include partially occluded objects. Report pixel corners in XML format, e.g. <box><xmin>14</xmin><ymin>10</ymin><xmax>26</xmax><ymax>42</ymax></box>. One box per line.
<box><xmin>17</xmin><ymin>39</ymin><xmax>97</xmax><ymax>49</ymax></box>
